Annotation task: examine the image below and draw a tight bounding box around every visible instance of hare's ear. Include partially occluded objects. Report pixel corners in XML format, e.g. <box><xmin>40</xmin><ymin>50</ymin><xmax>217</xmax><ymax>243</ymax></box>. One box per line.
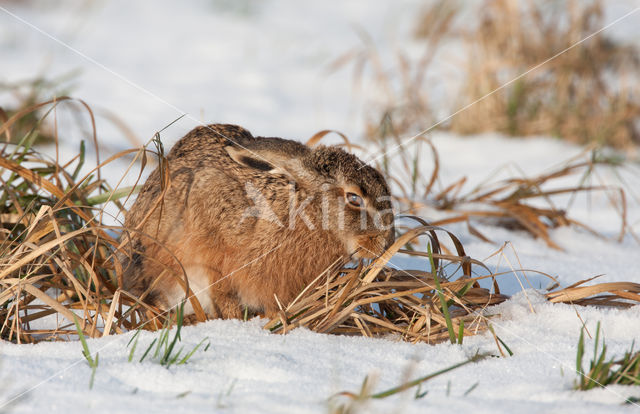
<box><xmin>225</xmin><ymin>146</ymin><xmax>295</xmax><ymax>177</ymax></box>
<box><xmin>226</xmin><ymin>146</ymin><xmax>275</xmax><ymax>171</ymax></box>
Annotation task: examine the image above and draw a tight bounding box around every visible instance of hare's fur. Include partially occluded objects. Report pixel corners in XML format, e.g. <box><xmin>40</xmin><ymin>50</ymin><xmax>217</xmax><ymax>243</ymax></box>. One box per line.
<box><xmin>122</xmin><ymin>124</ymin><xmax>394</xmax><ymax>319</ymax></box>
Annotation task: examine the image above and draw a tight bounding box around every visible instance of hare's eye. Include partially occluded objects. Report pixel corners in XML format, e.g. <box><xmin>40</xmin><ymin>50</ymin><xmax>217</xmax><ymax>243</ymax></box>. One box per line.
<box><xmin>346</xmin><ymin>192</ymin><xmax>364</xmax><ymax>208</ymax></box>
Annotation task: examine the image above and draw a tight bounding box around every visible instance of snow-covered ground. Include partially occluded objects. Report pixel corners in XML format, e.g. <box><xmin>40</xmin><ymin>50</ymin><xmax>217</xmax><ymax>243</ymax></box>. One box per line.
<box><xmin>1</xmin><ymin>299</ymin><xmax>639</xmax><ymax>414</ymax></box>
<box><xmin>1</xmin><ymin>1</ymin><xmax>640</xmax><ymax>413</ymax></box>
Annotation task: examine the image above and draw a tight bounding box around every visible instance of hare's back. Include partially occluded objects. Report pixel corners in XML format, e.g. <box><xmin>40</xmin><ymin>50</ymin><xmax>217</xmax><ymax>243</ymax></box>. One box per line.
<box><xmin>167</xmin><ymin>124</ymin><xmax>255</xmax><ymax>162</ymax></box>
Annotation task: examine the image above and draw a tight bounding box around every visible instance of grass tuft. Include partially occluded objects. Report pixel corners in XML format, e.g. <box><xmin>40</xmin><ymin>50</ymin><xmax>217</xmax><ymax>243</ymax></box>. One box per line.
<box><xmin>128</xmin><ymin>302</ymin><xmax>209</xmax><ymax>367</ymax></box>
<box><xmin>449</xmin><ymin>0</ymin><xmax>640</xmax><ymax>148</ymax></box>
<box><xmin>575</xmin><ymin>321</ymin><xmax>640</xmax><ymax>390</ymax></box>
<box><xmin>0</xmin><ymin>96</ymin><xmax>182</xmax><ymax>343</ymax></box>
<box><xmin>340</xmin><ymin>0</ymin><xmax>640</xmax><ymax>150</ymax></box>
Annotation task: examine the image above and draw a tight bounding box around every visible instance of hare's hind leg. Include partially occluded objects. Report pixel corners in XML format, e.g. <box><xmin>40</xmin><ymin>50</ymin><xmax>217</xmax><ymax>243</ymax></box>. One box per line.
<box><xmin>208</xmin><ymin>279</ymin><xmax>243</xmax><ymax>319</ymax></box>
<box><xmin>212</xmin><ymin>293</ymin><xmax>244</xmax><ymax>319</ymax></box>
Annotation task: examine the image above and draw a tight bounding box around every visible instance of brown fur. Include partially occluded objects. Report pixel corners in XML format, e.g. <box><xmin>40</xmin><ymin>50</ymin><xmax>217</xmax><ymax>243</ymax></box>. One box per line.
<box><xmin>121</xmin><ymin>124</ymin><xmax>394</xmax><ymax>319</ymax></box>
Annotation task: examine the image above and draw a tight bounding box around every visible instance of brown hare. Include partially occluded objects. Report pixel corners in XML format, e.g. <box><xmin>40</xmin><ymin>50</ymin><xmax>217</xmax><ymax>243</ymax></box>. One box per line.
<box><xmin>121</xmin><ymin>124</ymin><xmax>395</xmax><ymax>319</ymax></box>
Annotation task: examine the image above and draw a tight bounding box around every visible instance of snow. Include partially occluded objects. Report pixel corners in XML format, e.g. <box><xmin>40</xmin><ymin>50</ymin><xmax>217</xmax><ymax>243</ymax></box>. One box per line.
<box><xmin>1</xmin><ymin>1</ymin><xmax>640</xmax><ymax>413</ymax></box>
<box><xmin>1</xmin><ymin>301</ymin><xmax>640</xmax><ymax>413</ymax></box>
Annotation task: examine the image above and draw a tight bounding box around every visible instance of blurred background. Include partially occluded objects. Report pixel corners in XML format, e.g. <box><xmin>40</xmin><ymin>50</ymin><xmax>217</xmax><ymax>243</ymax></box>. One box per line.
<box><xmin>1</xmin><ymin>0</ymin><xmax>639</xmax><ymax>155</ymax></box>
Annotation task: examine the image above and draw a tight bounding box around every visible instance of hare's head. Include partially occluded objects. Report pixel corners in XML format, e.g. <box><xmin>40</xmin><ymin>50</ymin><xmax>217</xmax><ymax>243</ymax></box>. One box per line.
<box><xmin>225</xmin><ymin>138</ymin><xmax>395</xmax><ymax>259</ymax></box>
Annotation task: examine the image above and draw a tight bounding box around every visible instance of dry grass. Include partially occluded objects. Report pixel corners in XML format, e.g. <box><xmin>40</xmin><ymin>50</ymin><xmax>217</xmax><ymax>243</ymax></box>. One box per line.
<box><xmin>336</xmin><ymin>0</ymin><xmax>640</xmax><ymax>150</ymax></box>
<box><xmin>411</xmin><ymin>143</ymin><xmax>634</xmax><ymax>249</ymax></box>
<box><xmin>264</xmin><ymin>219</ymin><xmax>640</xmax><ymax>345</ymax></box>
<box><xmin>264</xmin><ymin>222</ymin><xmax>505</xmax><ymax>344</ymax></box>
<box><xmin>276</xmin><ymin>126</ymin><xmax>640</xmax><ymax>345</ymax></box>
<box><xmin>0</xmin><ymin>97</ymin><xmax>174</xmax><ymax>343</ymax></box>
<box><xmin>450</xmin><ymin>0</ymin><xmax>640</xmax><ymax>148</ymax></box>
<box><xmin>1</xmin><ymin>98</ymin><xmax>638</xmax><ymax>345</ymax></box>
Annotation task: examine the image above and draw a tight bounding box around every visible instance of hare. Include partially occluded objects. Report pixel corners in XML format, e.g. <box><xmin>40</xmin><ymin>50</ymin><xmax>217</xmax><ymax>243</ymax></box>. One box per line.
<box><xmin>121</xmin><ymin>124</ymin><xmax>395</xmax><ymax>319</ymax></box>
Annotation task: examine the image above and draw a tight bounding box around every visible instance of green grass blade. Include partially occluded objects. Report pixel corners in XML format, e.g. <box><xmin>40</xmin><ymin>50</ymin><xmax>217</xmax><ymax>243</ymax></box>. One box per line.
<box><xmin>427</xmin><ymin>243</ymin><xmax>456</xmax><ymax>344</ymax></box>
<box><xmin>496</xmin><ymin>335</ymin><xmax>513</xmax><ymax>357</ymax></box>
<box><xmin>463</xmin><ymin>382</ymin><xmax>479</xmax><ymax>396</ymax></box>
<box><xmin>72</xmin><ymin>140</ymin><xmax>85</xmax><ymax>181</ymax></box>
<box><xmin>592</xmin><ymin>321</ymin><xmax>601</xmax><ymax>371</ymax></box>
<box><xmin>89</xmin><ymin>353</ymin><xmax>99</xmax><ymax>389</ymax></box>
<box><xmin>73</xmin><ymin>315</ymin><xmax>94</xmax><ymax>366</ymax></box>
<box><xmin>128</xmin><ymin>335</ymin><xmax>139</xmax><ymax>363</ymax></box>
<box><xmin>139</xmin><ymin>338</ymin><xmax>157</xmax><ymax>363</ymax></box>
<box><xmin>153</xmin><ymin>327</ymin><xmax>169</xmax><ymax>359</ymax></box>
<box><xmin>127</xmin><ymin>328</ymin><xmax>142</xmax><ymax>348</ymax></box>
<box><xmin>86</xmin><ymin>185</ymin><xmax>141</xmax><ymax>206</ymax></box>
<box><xmin>178</xmin><ymin>338</ymin><xmax>208</xmax><ymax>365</ymax></box>
<box><xmin>161</xmin><ymin>307</ymin><xmax>185</xmax><ymax>365</ymax></box>
<box><xmin>576</xmin><ymin>327</ymin><xmax>585</xmax><ymax>379</ymax></box>
<box><xmin>166</xmin><ymin>347</ymin><xmax>184</xmax><ymax>367</ymax></box>
<box><xmin>457</xmin><ymin>320</ymin><xmax>464</xmax><ymax>345</ymax></box>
